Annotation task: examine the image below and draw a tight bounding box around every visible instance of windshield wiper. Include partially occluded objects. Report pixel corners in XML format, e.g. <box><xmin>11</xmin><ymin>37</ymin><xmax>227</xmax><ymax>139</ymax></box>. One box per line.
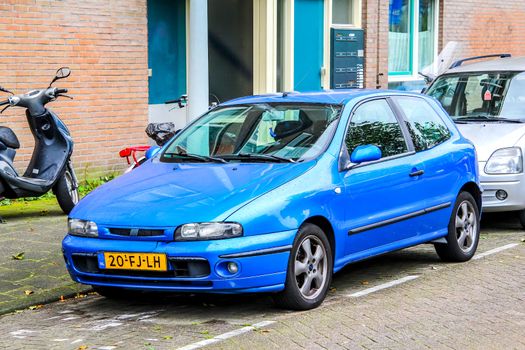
<box><xmin>455</xmin><ymin>115</ymin><xmax>524</xmax><ymax>123</ymax></box>
<box><xmin>218</xmin><ymin>153</ymin><xmax>296</xmax><ymax>163</ymax></box>
<box><xmin>163</xmin><ymin>152</ymin><xmax>227</xmax><ymax>163</ymax></box>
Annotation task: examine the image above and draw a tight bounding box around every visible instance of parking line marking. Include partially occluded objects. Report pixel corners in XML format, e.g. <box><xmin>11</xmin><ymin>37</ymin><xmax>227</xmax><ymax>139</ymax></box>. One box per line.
<box><xmin>176</xmin><ymin>320</ymin><xmax>276</xmax><ymax>350</ymax></box>
<box><xmin>347</xmin><ymin>275</ymin><xmax>419</xmax><ymax>298</ymax></box>
<box><xmin>473</xmin><ymin>243</ymin><xmax>519</xmax><ymax>260</ymax></box>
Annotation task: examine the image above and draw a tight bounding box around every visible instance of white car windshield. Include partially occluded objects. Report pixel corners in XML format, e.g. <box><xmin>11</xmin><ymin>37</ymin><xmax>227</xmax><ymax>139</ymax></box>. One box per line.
<box><xmin>427</xmin><ymin>71</ymin><xmax>525</xmax><ymax>122</ymax></box>
<box><xmin>161</xmin><ymin>103</ymin><xmax>342</xmax><ymax>163</ymax></box>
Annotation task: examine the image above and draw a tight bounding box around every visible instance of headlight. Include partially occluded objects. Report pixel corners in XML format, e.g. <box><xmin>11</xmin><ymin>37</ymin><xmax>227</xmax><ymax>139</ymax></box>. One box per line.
<box><xmin>68</xmin><ymin>218</ymin><xmax>98</xmax><ymax>237</ymax></box>
<box><xmin>175</xmin><ymin>222</ymin><xmax>243</xmax><ymax>241</ymax></box>
<box><xmin>485</xmin><ymin>147</ymin><xmax>523</xmax><ymax>174</ymax></box>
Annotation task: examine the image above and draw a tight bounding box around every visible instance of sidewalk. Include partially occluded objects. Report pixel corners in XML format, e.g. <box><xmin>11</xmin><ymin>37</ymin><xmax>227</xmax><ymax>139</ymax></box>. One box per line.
<box><xmin>0</xmin><ymin>199</ymin><xmax>90</xmax><ymax>315</ymax></box>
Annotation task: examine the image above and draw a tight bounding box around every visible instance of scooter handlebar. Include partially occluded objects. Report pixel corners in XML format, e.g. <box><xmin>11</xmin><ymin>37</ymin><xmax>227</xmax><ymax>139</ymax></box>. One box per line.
<box><xmin>56</xmin><ymin>88</ymin><xmax>68</xmax><ymax>94</ymax></box>
<box><xmin>0</xmin><ymin>99</ymin><xmax>9</xmax><ymax>106</ymax></box>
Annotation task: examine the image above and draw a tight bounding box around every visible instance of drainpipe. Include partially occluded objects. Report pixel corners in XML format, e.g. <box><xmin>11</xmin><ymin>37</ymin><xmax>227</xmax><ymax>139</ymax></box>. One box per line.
<box><xmin>187</xmin><ymin>0</ymin><xmax>209</xmax><ymax>123</ymax></box>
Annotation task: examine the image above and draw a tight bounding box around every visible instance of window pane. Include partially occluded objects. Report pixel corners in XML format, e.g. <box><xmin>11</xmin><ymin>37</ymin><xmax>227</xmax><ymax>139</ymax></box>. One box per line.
<box><xmin>501</xmin><ymin>72</ymin><xmax>525</xmax><ymax>119</ymax></box>
<box><xmin>396</xmin><ymin>97</ymin><xmax>451</xmax><ymax>151</ymax></box>
<box><xmin>418</xmin><ymin>0</ymin><xmax>435</xmax><ymax>70</ymax></box>
<box><xmin>389</xmin><ymin>0</ymin><xmax>411</xmax><ymax>73</ymax></box>
<box><xmin>332</xmin><ymin>0</ymin><xmax>355</xmax><ymax>25</ymax></box>
<box><xmin>346</xmin><ymin>100</ymin><xmax>407</xmax><ymax>158</ymax></box>
<box><xmin>426</xmin><ymin>73</ymin><xmax>516</xmax><ymax>118</ymax></box>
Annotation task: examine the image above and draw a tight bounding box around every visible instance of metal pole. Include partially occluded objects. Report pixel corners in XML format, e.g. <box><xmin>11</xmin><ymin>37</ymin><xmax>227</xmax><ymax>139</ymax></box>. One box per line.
<box><xmin>187</xmin><ymin>0</ymin><xmax>209</xmax><ymax>123</ymax></box>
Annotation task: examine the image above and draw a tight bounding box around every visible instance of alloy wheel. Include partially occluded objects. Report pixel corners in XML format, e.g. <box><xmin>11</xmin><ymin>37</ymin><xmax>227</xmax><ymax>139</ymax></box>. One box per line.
<box><xmin>455</xmin><ymin>200</ymin><xmax>477</xmax><ymax>253</ymax></box>
<box><xmin>294</xmin><ymin>235</ymin><xmax>328</xmax><ymax>300</ymax></box>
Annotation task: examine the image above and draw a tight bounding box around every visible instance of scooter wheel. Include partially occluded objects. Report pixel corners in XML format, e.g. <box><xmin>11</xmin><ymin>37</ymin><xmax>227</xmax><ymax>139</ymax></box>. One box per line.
<box><xmin>53</xmin><ymin>169</ymin><xmax>80</xmax><ymax>214</ymax></box>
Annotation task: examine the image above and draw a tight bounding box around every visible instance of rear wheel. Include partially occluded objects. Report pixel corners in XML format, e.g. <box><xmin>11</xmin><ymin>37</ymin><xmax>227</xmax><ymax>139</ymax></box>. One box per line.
<box><xmin>434</xmin><ymin>192</ymin><xmax>480</xmax><ymax>262</ymax></box>
<box><xmin>273</xmin><ymin>223</ymin><xmax>332</xmax><ymax>310</ymax></box>
<box><xmin>53</xmin><ymin>167</ymin><xmax>79</xmax><ymax>215</ymax></box>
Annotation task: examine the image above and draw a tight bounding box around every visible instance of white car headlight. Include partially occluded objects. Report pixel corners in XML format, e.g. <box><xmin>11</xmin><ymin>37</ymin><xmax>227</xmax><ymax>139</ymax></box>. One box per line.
<box><xmin>68</xmin><ymin>218</ymin><xmax>98</xmax><ymax>237</ymax></box>
<box><xmin>176</xmin><ymin>222</ymin><xmax>243</xmax><ymax>241</ymax></box>
<box><xmin>485</xmin><ymin>147</ymin><xmax>523</xmax><ymax>174</ymax></box>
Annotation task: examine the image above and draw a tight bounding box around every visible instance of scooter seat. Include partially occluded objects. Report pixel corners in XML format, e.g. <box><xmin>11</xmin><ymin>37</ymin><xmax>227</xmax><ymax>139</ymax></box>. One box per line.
<box><xmin>0</xmin><ymin>126</ymin><xmax>20</xmax><ymax>149</ymax></box>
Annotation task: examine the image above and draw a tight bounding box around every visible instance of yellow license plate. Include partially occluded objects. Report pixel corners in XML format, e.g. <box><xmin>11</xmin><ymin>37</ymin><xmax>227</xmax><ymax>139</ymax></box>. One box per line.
<box><xmin>102</xmin><ymin>252</ymin><xmax>167</xmax><ymax>271</ymax></box>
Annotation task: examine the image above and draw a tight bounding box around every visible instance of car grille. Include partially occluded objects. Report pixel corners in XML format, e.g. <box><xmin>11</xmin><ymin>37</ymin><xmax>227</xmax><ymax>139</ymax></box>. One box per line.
<box><xmin>71</xmin><ymin>254</ymin><xmax>211</xmax><ymax>278</ymax></box>
<box><xmin>108</xmin><ymin>228</ymin><xmax>167</xmax><ymax>237</ymax></box>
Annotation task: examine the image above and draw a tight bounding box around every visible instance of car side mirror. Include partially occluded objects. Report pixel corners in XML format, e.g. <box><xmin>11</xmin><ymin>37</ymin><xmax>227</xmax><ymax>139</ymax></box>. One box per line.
<box><xmin>350</xmin><ymin>144</ymin><xmax>382</xmax><ymax>164</ymax></box>
<box><xmin>145</xmin><ymin>145</ymin><xmax>161</xmax><ymax>160</ymax></box>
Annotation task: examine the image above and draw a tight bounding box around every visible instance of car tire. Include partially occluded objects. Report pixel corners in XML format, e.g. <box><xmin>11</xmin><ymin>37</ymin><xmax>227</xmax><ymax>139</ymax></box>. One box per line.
<box><xmin>517</xmin><ymin>210</ymin><xmax>525</xmax><ymax>230</ymax></box>
<box><xmin>273</xmin><ymin>223</ymin><xmax>333</xmax><ymax>310</ymax></box>
<box><xmin>434</xmin><ymin>191</ymin><xmax>480</xmax><ymax>262</ymax></box>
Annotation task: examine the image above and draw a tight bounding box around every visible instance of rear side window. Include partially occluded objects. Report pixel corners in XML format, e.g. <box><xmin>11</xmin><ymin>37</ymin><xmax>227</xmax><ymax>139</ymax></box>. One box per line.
<box><xmin>346</xmin><ymin>99</ymin><xmax>408</xmax><ymax>158</ymax></box>
<box><xmin>396</xmin><ymin>97</ymin><xmax>451</xmax><ymax>151</ymax></box>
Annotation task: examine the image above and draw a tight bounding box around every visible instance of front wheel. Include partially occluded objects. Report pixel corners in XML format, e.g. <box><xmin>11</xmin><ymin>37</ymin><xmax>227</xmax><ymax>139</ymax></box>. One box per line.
<box><xmin>434</xmin><ymin>192</ymin><xmax>480</xmax><ymax>262</ymax></box>
<box><xmin>53</xmin><ymin>166</ymin><xmax>79</xmax><ymax>215</ymax></box>
<box><xmin>273</xmin><ymin>223</ymin><xmax>333</xmax><ymax>310</ymax></box>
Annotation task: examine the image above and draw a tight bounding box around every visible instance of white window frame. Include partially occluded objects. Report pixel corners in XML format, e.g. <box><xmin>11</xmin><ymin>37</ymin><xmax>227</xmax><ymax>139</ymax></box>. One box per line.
<box><xmin>388</xmin><ymin>0</ymin><xmax>439</xmax><ymax>82</ymax></box>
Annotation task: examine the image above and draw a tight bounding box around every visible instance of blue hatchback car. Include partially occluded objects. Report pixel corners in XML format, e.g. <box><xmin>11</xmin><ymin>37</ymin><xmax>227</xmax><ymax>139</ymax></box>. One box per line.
<box><xmin>63</xmin><ymin>90</ymin><xmax>481</xmax><ymax>310</ymax></box>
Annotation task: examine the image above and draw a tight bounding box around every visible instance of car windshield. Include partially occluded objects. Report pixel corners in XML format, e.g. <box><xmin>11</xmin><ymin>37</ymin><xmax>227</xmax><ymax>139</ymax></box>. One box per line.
<box><xmin>161</xmin><ymin>103</ymin><xmax>342</xmax><ymax>163</ymax></box>
<box><xmin>426</xmin><ymin>71</ymin><xmax>525</xmax><ymax>122</ymax></box>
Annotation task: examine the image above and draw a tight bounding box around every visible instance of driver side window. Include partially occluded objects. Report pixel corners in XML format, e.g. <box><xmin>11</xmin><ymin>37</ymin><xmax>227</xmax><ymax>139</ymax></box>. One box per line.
<box><xmin>346</xmin><ymin>99</ymin><xmax>408</xmax><ymax>159</ymax></box>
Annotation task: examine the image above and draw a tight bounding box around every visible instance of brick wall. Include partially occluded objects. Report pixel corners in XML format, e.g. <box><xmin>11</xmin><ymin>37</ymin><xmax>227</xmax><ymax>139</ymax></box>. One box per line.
<box><xmin>441</xmin><ymin>1</ymin><xmax>525</xmax><ymax>58</ymax></box>
<box><xmin>362</xmin><ymin>0</ymin><xmax>390</xmax><ymax>89</ymax></box>
<box><xmin>0</xmin><ymin>0</ymin><xmax>149</xmax><ymax>178</ymax></box>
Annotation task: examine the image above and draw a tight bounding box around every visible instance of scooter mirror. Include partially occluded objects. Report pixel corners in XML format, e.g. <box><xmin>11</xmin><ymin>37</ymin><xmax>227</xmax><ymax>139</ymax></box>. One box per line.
<box><xmin>55</xmin><ymin>67</ymin><xmax>71</xmax><ymax>79</ymax></box>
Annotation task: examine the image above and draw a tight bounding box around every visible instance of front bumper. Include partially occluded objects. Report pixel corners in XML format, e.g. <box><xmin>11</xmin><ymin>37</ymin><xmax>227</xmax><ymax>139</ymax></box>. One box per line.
<box><xmin>62</xmin><ymin>229</ymin><xmax>296</xmax><ymax>294</ymax></box>
<box><xmin>479</xmin><ymin>161</ymin><xmax>525</xmax><ymax>212</ymax></box>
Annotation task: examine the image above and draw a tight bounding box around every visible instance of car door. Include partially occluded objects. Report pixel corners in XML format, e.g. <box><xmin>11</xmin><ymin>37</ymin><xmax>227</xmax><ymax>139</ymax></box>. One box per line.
<box><xmin>391</xmin><ymin>96</ymin><xmax>458</xmax><ymax>235</ymax></box>
<box><xmin>340</xmin><ymin>98</ymin><xmax>428</xmax><ymax>257</ymax></box>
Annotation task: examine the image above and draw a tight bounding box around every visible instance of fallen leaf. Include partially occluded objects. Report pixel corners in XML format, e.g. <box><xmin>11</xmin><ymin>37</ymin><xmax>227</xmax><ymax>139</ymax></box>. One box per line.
<box><xmin>162</xmin><ymin>335</ymin><xmax>173</xmax><ymax>340</ymax></box>
<box><xmin>76</xmin><ymin>346</ymin><xmax>88</xmax><ymax>350</ymax></box>
<box><xmin>11</xmin><ymin>252</ymin><xmax>25</xmax><ymax>260</ymax></box>
<box><xmin>431</xmin><ymin>266</ymin><xmax>438</xmax><ymax>270</ymax></box>
<box><xmin>360</xmin><ymin>281</ymin><xmax>369</xmax><ymax>285</ymax></box>
<box><xmin>28</xmin><ymin>304</ymin><xmax>43</xmax><ymax>310</ymax></box>
<box><xmin>24</xmin><ymin>290</ymin><xmax>33</xmax><ymax>296</ymax></box>
<box><xmin>59</xmin><ymin>295</ymin><xmax>65</xmax><ymax>302</ymax></box>
<box><xmin>329</xmin><ymin>287</ymin><xmax>337</xmax><ymax>292</ymax></box>
<box><xmin>521</xmin><ymin>238</ymin><xmax>525</xmax><ymax>243</ymax></box>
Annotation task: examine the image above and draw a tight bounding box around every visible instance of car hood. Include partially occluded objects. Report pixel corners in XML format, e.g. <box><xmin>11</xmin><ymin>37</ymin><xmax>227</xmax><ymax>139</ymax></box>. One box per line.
<box><xmin>456</xmin><ymin>123</ymin><xmax>525</xmax><ymax>161</ymax></box>
<box><xmin>71</xmin><ymin>160</ymin><xmax>315</xmax><ymax>227</ymax></box>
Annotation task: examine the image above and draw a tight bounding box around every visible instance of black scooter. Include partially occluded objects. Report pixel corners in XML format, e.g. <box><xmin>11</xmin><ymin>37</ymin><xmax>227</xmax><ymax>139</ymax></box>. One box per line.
<box><xmin>0</xmin><ymin>67</ymin><xmax>79</xmax><ymax>215</ymax></box>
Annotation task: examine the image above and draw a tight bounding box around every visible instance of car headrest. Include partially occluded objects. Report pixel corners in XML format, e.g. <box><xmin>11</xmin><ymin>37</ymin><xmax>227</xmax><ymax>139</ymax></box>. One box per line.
<box><xmin>273</xmin><ymin>111</ymin><xmax>313</xmax><ymax>140</ymax></box>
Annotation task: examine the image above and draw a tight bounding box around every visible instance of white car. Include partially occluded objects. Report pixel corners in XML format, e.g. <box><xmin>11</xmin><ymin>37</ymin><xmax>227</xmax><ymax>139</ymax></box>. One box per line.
<box><xmin>426</xmin><ymin>55</ymin><xmax>525</xmax><ymax>227</ymax></box>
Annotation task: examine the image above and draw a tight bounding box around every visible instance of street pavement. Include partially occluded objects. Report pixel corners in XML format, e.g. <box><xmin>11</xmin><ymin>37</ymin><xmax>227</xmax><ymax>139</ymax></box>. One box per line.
<box><xmin>0</xmin><ymin>201</ymin><xmax>89</xmax><ymax>315</ymax></box>
<box><xmin>0</xmin><ymin>209</ymin><xmax>523</xmax><ymax>349</ymax></box>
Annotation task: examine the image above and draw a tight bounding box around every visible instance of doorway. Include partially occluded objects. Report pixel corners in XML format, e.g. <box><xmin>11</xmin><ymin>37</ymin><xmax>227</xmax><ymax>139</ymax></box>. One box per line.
<box><xmin>208</xmin><ymin>0</ymin><xmax>254</xmax><ymax>103</ymax></box>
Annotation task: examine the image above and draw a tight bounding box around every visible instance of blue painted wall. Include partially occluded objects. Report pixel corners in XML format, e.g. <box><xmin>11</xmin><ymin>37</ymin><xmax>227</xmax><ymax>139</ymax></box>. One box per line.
<box><xmin>294</xmin><ymin>0</ymin><xmax>324</xmax><ymax>91</ymax></box>
<box><xmin>147</xmin><ymin>0</ymin><xmax>186</xmax><ymax>104</ymax></box>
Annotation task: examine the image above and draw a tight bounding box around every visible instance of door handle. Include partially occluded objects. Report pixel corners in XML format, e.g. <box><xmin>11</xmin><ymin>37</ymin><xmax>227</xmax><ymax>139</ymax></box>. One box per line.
<box><xmin>409</xmin><ymin>169</ymin><xmax>424</xmax><ymax>177</ymax></box>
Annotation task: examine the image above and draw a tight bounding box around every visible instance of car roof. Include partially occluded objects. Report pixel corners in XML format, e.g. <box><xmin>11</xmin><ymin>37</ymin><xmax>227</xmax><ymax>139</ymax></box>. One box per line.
<box><xmin>446</xmin><ymin>56</ymin><xmax>525</xmax><ymax>74</ymax></box>
<box><xmin>221</xmin><ymin>89</ymin><xmax>421</xmax><ymax>106</ymax></box>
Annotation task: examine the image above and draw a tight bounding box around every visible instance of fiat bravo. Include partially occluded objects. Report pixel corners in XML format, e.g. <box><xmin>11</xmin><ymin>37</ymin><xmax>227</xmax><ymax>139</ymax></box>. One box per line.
<box><xmin>63</xmin><ymin>90</ymin><xmax>481</xmax><ymax>310</ymax></box>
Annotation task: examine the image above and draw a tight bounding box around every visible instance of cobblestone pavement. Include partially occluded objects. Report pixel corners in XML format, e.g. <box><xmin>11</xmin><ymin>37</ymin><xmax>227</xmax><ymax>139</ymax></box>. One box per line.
<box><xmin>0</xmin><ymin>213</ymin><xmax>523</xmax><ymax>350</ymax></box>
<box><xmin>0</xmin><ymin>202</ymin><xmax>89</xmax><ymax>315</ymax></box>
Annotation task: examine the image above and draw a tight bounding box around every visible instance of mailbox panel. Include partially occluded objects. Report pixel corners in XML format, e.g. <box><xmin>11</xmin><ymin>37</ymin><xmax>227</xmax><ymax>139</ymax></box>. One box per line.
<box><xmin>330</xmin><ymin>28</ymin><xmax>364</xmax><ymax>89</ymax></box>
